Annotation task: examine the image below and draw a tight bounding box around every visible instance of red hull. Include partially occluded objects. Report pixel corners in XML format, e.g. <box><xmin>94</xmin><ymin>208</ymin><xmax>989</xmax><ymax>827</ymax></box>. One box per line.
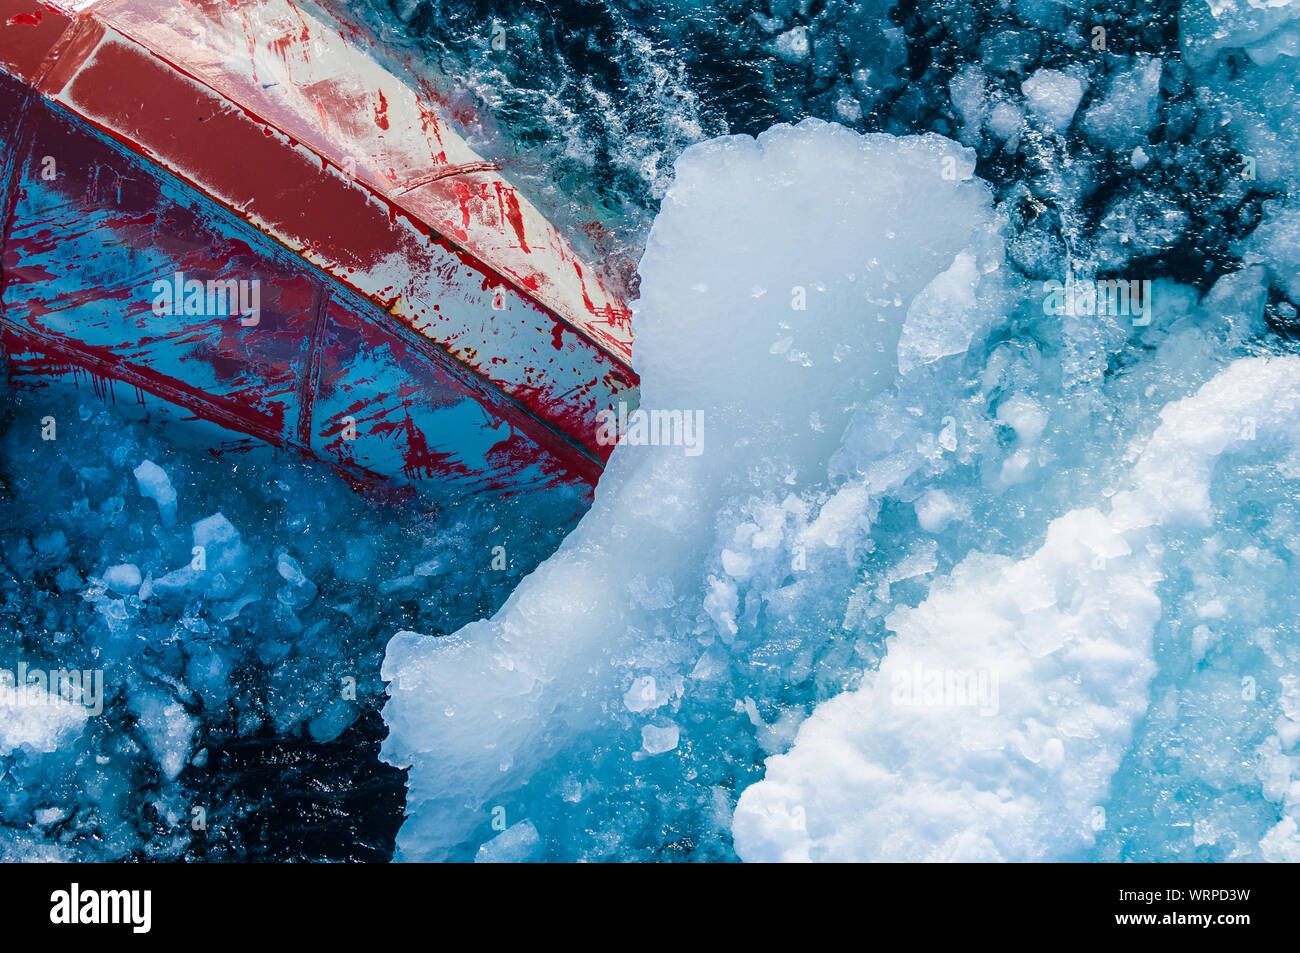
<box><xmin>0</xmin><ymin>0</ymin><xmax>638</xmax><ymax>493</ymax></box>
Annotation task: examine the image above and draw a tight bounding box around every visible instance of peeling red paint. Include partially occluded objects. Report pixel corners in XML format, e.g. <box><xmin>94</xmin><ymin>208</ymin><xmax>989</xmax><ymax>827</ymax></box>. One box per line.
<box><xmin>498</xmin><ymin>182</ymin><xmax>530</xmax><ymax>253</ymax></box>
<box><xmin>0</xmin><ymin>0</ymin><xmax>638</xmax><ymax>493</ymax></box>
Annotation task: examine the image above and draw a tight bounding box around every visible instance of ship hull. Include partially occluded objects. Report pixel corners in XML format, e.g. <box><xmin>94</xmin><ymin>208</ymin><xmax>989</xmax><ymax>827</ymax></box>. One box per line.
<box><xmin>0</xmin><ymin>0</ymin><xmax>638</xmax><ymax>494</ymax></box>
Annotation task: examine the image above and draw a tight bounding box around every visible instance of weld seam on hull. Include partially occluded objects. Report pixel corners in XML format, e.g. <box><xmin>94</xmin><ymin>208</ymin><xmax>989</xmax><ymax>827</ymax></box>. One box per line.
<box><xmin>0</xmin><ymin>318</ymin><xmax>291</xmax><ymax>447</ymax></box>
<box><xmin>295</xmin><ymin>280</ymin><xmax>331</xmax><ymax>448</ymax></box>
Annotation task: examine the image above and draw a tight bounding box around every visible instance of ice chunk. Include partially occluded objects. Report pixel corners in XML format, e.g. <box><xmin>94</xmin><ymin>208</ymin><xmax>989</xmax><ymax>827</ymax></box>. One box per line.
<box><xmin>307</xmin><ymin>700</ymin><xmax>353</xmax><ymax>744</ymax></box>
<box><xmin>914</xmin><ymin>489</ymin><xmax>961</xmax><ymax>533</ymax></box>
<box><xmin>276</xmin><ymin>553</ymin><xmax>318</xmax><ymax>610</ymax></box>
<box><xmin>133</xmin><ymin>460</ymin><xmax>177</xmax><ymax>527</ymax></box>
<box><xmin>1021</xmin><ymin>69</ymin><xmax>1086</xmax><ymax>133</ymax></box>
<box><xmin>833</xmin><ymin>87</ymin><xmax>863</xmax><ymax>126</ymax></box>
<box><xmin>1244</xmin><ymin>200</ymin><xmax>1300</xmax><ymax>302</ymax></box>
<box><xmin>102</xmin><ymin>563</ymin><xmax>142</xmax><ymax>595</ymax></box>
<box><xmin>191</xmin><ymin>513</ymin><xmax>248</xmax><ymax>583</ymax></box>
<box><xmin>130</xmin><ymin>692</ymin><xmax>197</xmax><ymax>782</ymax></box>
<box><xmin>773</xmin><ymin>26</ymin><xmax>810</xmax><ymax>62</ymax></box>
<box><xmin>147</xmin><ymin>514</ymin><xmax>248</xmax><ymax>601</ymax></box>
<box><xmin>33</xmin><ymin>807</ymin><xmax>67</xmax><ymax>826</ymax></box>
<box><xmin>380</xmin><ymin>119</ymin><xmax>1007</xmax><ymax>860</ymax></box>
<box><xmin>1082</xmin><ymin>57</ymin><xmax>1162</xmax><ymax>150</ymax></box>
<box><xmin>1181</xmin><ymin>0</ymin><xmax>1300</xmax><ymax>66</ymax></box>
<box><xmin>475</xmin><ymin>820</ymin><xmax>541</xmax><ymax>863</ymax></box>
<box><xmin>0</xmin><ymin>681</ymin><xmax>88</xmax><ymax>755</ymax></box>
<box><xmin>996</xmin><ymin>392</ymin><xmax>1048</xmax><ymax>446</ymax></box>
<box><xmin>897</xmin><ymin>250</ymin><xmax>1001</xmax><ymax>373</ymax></box>
<box><xmin>987</xmin><ymin>99</ymin><xmax>1025</xmax><ymax>145</ymax></box>
<box><xmin>624</xmin><ymin>675</ymin><xmax>679</xmax><ymax>713</ymax></box>
<box><xmin>641</xmin><ymin>722</ymin><xmax>680</xmax><ymax>755</ymax></box>
<box><xmin>1095</xmin><ymin>193</ymin><xmax>1189</xmax><ymax>270</ymax></box>
<box><xmin>948</xmin><ymin>66</ymin><xmax>988</xmax><ymax>145</ymax></box>
<box><xmin>979</xmin><ymin>29</ymin><xmax>1042</xmax><ymax>76</ymax></box>
<box><xmin>1182</xmin><ymin>0</ymin><xmax>1300</xmax><ymax>192</ymax></box>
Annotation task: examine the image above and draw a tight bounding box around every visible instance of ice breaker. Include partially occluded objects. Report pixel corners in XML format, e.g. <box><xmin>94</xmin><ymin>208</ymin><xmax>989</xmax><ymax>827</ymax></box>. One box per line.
<box><xmin>0</xmin><ymin>0</ymin><xmax>637</xmax><ymax>494</ymax></box>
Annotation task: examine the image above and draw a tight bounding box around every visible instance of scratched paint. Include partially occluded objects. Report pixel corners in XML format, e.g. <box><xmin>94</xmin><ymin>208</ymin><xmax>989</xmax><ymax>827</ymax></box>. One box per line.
<box><xmin>0</xmin><ymin>0</ymin><xmax>639</xmax><ymax>495</ymax></box>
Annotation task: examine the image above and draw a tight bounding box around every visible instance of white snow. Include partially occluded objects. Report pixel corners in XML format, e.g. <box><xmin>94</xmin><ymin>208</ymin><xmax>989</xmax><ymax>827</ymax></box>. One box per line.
<box><xmin>733</xmin><ymin>356</ymin><xmax>1300</xmax><ymax>861</ymax></box>
<box><xmin>0</xmin><ymin>681</ymin><xmax>88</xmax><ymax>756</ymax></box>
